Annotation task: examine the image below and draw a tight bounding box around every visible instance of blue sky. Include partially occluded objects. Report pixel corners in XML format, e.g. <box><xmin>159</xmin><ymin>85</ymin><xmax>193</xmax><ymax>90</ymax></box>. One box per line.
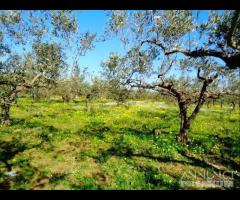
<box><xmin>73</xmin><ymin>10</ymin><xmax>125</xmax><ymax>77</ymax></box>
<box><xmin>73</xmin><ymin>10</ymin><xmax>213</xmax><ymax>78</ymax></box>
<box><xmin>2</xmin><ymin>10</ymin><xmax>224</xmax><ymax>81</ymax></box>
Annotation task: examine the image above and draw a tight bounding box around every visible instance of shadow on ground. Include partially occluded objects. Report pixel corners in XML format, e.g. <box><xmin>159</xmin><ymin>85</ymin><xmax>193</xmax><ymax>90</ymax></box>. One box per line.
<box><xmin>94</xmin><ymin>144</ymin><xmax>240</xmax><ymax>189</ymax></box>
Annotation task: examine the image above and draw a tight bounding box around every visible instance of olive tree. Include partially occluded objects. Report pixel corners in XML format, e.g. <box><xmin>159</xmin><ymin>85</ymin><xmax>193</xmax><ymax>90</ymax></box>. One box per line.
<box><xmin>137</xmin><ymin>10</ymin><xmax>240</xmax><ymax>70</ymax></box>
<box><xmin>101</xmin><ymin>53</ymin><xmax>131</xmax><ymax>105</ymax></box>
<box><xmin>0</xmin><ymin>10</ymin><xmax>95</xmax><ymax>125</ymax></box>
<box><xmin>0</xmin><ymin>43</ymin><xmax>66</xmax><ymax>124</ymax></box>
<box><xmin>103</xmin><ymin>10</ymin><xmax>238</xmax><ymax>143</ymax></box>
<box><xmin>221</xmin><ymin>71</ymin><xmax>240</xmax><ymax>110</ymax></box>
<box><xmin>54</xmin><ymin>65</ymin><xmax>87</xmax><ymax>102</ymax></box>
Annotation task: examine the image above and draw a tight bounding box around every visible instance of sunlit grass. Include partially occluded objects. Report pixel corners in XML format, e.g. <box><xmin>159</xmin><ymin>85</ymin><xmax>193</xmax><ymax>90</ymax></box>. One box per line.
<box><xmin>0</xmin><ymin>97</ymin><xmax>239</xmax><ymax>189</ymax></box>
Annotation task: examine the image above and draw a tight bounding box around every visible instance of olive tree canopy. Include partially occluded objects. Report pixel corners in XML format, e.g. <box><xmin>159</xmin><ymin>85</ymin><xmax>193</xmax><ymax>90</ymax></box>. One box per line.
<box><xmin>103</xmin><ymin>10</ymin><xmax>240</xmax><ymax>143</ymax></box>
<box><xmin>0</xmin><ymin>10</ymin><xmax>96</xmax><ymax>124</ymax></box>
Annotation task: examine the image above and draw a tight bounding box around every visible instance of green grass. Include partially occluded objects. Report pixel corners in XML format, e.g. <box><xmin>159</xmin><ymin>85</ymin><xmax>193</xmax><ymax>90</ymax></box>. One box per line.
<box><xmin>0</xmin><ymin>97</ymin><xmax>239</xmax><ymax>190</ymax></box>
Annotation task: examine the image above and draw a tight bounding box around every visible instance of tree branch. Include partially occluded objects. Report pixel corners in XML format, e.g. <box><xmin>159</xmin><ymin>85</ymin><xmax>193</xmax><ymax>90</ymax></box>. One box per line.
<box><xmin>227</xmin><ymin>10</ymin><xmax>240</xmax><ymax>50</ymax></box>
<box><xmin>29</xmin><ymin>73</ymin><xmax>43</xmax><ymax>86</ymax></box>
<box><xmin>197</xmin><ymin>68</ymin><xmax>205</xmax><ymax>81</ymax></box>
<box><xmin>189</xmin><ymin>69</ymin><xmax>218</xmax><ymax>121</ymax></box>
<box><xmin>140</xmin><ymin>39</ymin><xmax>240</xmax><ymax>69</ymax></box>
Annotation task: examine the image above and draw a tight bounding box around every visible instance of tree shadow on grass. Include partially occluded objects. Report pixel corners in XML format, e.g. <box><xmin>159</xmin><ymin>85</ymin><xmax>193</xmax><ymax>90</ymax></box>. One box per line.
<box><xmin>192</xmin><ymin>134</ymin><xmax>240</xmax><ymax>172</ymax></box>
<box><xmin>80</xmin><ymin>121</ymin><xmax>111</xmax><ymax>139</ymax></box>
<box><xmin>4</xmin><ymin>117</ymin><xmax>62</xmax><ymax>150</ymax></box>
<box><xmin>0</xmin><ymin>138</ymin><xmax>28</xmax><ymax>189</ymax></box>
<box><xmin>135</xmin><ymin>164</ymin><xmax>181</xmax><ymax>189</ymax></box>
<box><xmin>96</xmin><ymin>145</ymin><xmax>191</xmax><ymax>166</ymax></box>
<box><xmin>118</xmin><ymin>127</ymin><xmax>153</xmax><ymax>137</ymax></box>
<box><xmin>0</xmin><ymin>139</ymin><xmax>27</xmax><ymax>172</ymax></box>
<box><xmin>115</xmin><ymin>127</ymin><xmax>240</xmax><ymax>173</ymax></box>
<box><xmin>11</xmin><ymin>118</ymin><xmax>44</xmax><ymax>128</ymax></box>
<box><xmin>11</xmin><ymin>118</ymin><xmax>58</xmax><ymax>133</ymax></box>
<box><xmin>95</xmin><ymin>144</ymin><xmax>240</xmax><ymax>189</ymax></box>
<box><xmin>0</xmin><ymin>128</ymin><xmax>64</xmax><ymax>189</ymax></box>
<box><xmin>118</xmin><ymin>127</ymin><xmax>176</xmax><ymax>139</ymax></box>
<box><xmin>94</xmin><ymin>146</ymin><xmax>183</xmax><ymax>189</ymax></box>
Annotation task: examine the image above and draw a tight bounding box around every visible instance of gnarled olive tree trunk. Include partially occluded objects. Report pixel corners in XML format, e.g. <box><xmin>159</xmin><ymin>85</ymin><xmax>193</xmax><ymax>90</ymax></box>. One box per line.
<box><xmin>0</xmin><ymin>85</ymin><xmax>25</xmax><ymax>125</ymax></box>
<box><xmin>177</xmin><ymin>70</ymin><xmax>218</xmax><ymax>143</ymax></box>
<box><xmin>1</xmin><ymin>103</ymin><xmax>11</xmax><ymax>125</ymax></box>
<box><xmin>129</xmin><ymin>68</ymin><xmax>218</xmax><ymax>144</ymax></box>
<box><xmin>178</xmin><ymin>99</ymin><xmax>191</xmax><ymax>144</ymax></box>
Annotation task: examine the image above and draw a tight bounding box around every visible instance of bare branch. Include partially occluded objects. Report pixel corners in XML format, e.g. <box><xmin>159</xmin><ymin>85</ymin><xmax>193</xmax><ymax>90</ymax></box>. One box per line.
<box><xmin>197</xmin><ymin>68</ymin><xmax>205</xmax><ymax>81</ymax></box>
<box><xmin>189</xmin><ymin>69</ymin><xmax>218</xmax><ymax>121</ymax></box>
<box><xmin>140</xmin><ymin>39</ymin><xmax>240</xmax><ymax>69</ymax></box>
<box><xmin>158</xmin><ymin>59</ymin><xmax>174</xmax><ymax>78</ymax></box>
<box><xmin>30</xmin><ymin>73</ymin><xmax>43</xmax><ymax>86</ymax></box>
<box><xmin>140</xmin><ymin>39</ymin><xmax>166</xmax><ymax>52</ymax></box>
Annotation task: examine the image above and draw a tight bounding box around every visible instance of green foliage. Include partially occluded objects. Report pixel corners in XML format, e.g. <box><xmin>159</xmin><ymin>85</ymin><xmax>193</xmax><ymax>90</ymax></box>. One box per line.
<box><xmin>0</xmin><ymin>10</ymin><xmax>96</xmax><ymax>124</ymax></box>
<box><xmin>33</xmin><ymin>42</ymin><xmax>66</xmax><ymax>80</ymax></box>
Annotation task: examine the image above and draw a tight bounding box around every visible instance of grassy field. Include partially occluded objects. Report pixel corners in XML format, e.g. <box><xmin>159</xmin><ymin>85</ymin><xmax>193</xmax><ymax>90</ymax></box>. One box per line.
<box><xmin>0</xmin><ymin>97</ymin><xmax>240</xmax><ymax>190</ymax></box>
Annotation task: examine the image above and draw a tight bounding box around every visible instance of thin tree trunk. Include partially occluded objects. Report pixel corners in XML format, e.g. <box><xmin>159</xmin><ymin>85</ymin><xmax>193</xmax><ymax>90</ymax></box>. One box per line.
<box><xmin>179</xmin><ymin>116</ymin><xmax>189</xmax><ymax>143</ymax></box>
<box><xmin>33</xmin><ymin>93</ymin><xmax>41</xmax><ymax>102</ymax></box>
<box><xmin>85</xmin><ymin>94</ymin><xmax>91</xmax><ymax>112</ymax></box>
<box><xmin>220</xmin><ymin>100</ymin><xmax>223</xmax><ymax>109</ymax></box>
<box><xmin>178</xmin><ymin>100</ymin><xmax>191</xmax><ymax>144</ymax></box>
<box><xmin>1</xmin><ymin>88</ymin><xmax>19</xmax><ymax>125</ymax></box>
<box><xmin>231</xmin><ymin>101</ymin><xmax>235</xmax><ymax>110</ymax></box>
<box><xmin>85</xmin><ymin>99</ymin><xmax>90</xmax><ymax>112</ymax></box>
<box><xmin>212</xmin><ymin>99</ymin><xmax>215</xmax><ymax>106</ymax></box>
<box><xmin>1</xmin><ymin>103</ymin><xmax>11</xmax><ymax>125</ymax></box>
<box><xmin>207</xmin><ymin>101</ymin><xmax>210</xmax><ymax>109</ymax></box>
